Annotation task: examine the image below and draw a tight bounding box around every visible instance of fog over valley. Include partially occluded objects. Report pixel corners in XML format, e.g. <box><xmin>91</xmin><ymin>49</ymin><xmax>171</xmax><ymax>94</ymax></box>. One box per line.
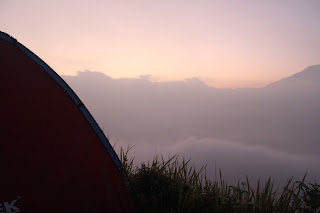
<box><xmin>62</xmin><ymin>65</ymin><xmax>320</xmax><ymax>184</ymax></box>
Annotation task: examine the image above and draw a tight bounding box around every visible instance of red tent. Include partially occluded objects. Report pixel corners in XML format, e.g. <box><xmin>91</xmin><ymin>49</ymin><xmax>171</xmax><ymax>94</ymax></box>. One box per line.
<box><xmin>0</xmin><ymin>31</ymin><xmax>135</xmax><ymax>213</ymax></box>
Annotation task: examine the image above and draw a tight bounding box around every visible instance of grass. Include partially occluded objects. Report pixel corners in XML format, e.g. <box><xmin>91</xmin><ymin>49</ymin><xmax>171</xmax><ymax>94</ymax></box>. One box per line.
<box><xmin>119</xmin><ymin>146</ymin><xmax>320</xmax><ymax>213</ymax></box>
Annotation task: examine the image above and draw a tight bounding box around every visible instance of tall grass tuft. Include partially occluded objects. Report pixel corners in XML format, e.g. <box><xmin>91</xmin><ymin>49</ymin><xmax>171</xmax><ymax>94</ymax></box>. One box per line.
<box><xmin>120</xmin><ymin>146</ymin><xmax>319</xmax><ymax>213</ymax></box>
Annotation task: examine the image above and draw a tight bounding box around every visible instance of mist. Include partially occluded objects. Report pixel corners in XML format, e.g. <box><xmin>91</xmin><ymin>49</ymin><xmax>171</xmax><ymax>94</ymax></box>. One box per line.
<box><xmin>62</xmin><ymin>65</ymin><xmax>320</xmax><ymax>185</ymax></box>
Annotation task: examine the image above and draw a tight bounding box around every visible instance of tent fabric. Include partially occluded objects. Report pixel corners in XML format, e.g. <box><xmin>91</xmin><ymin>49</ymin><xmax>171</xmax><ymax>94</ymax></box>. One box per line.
<box><xmin>0</xmin><ymin>32</ymin><xmax>135</xmax><ymax>212</ymax></box>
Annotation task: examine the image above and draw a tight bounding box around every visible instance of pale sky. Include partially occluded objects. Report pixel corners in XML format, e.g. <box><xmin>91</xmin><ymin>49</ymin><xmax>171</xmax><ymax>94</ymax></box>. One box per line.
<box><xmin>1</xmin><ymin>0</ymin><xmax>319</xmax><ymax>88</ymax></box>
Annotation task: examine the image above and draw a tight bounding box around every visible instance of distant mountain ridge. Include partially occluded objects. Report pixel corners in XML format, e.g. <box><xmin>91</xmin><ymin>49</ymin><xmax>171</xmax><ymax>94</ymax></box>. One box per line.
<box><xmin>266</xmin><ymin>65</ymin><xmax>320</xmax><ymax>88</ymax></box>
<box><xmin>287</xmin><ymin>65</ymin><xmax>320</xmax><ymax>81</ymax></box>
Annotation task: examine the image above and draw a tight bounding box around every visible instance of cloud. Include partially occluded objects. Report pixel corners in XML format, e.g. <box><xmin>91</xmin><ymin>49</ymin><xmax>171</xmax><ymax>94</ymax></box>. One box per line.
<box><xmin>62</xmin><ymin>68</ymin><xmax>320</xmax><ymax>184</ymax></box>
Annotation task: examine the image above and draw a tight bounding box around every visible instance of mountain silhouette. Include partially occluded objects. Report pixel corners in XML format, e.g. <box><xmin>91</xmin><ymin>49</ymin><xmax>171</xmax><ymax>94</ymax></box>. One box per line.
<box><xmin>266</xmin><ymin>65</ymin><xmax>320</xmax><ymax>89</ymax></box>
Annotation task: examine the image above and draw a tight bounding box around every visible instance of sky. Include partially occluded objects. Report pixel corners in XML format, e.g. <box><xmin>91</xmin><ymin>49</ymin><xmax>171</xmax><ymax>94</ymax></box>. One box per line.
<box><xmin>1</xmin><ymin>0</ymin><xmax>319</xmax><ymax>88</ymax></box>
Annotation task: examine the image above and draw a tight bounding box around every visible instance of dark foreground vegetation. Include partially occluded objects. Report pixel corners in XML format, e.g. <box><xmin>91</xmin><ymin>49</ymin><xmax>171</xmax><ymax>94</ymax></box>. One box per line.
<box><xmin>120</xmin><ymin>147</ymin><xmax>320</xmax><ymax>213</ymax></box>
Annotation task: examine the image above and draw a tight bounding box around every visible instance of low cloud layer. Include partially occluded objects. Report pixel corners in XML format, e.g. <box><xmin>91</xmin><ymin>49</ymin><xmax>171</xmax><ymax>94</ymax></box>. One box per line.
<box><xmin>62</xmin><ymin>65</ymin><xmax>320</xmax><ymax>184</ymax></box>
